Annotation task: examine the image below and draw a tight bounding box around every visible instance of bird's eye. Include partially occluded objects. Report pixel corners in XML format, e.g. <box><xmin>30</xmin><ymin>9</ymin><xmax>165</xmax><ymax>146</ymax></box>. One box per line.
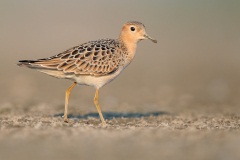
<box><xmin>130</xmin><ymin>27</ymin><xmax>135</xmax><ymax>31</ymax></box>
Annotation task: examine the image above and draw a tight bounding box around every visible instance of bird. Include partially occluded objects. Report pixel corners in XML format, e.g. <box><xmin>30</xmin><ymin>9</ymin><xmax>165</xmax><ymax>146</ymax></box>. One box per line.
<box><xmin>18</xmin><ymin>21</ymin><xmax>157</xmax><ymax>125</ymax></box>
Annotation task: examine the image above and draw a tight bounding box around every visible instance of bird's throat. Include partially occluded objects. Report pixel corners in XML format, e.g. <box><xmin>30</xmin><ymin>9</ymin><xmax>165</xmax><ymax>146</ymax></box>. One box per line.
<box><xmin>119</xmin><ymin>37</ymin><xmax>137</xmax><ymax>63</ymax></box>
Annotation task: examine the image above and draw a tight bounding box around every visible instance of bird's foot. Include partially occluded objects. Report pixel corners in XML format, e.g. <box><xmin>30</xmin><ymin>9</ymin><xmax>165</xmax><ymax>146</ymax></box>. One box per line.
<box><xmin>64</xmin><ymin>118</ymin><xmax>69</xmax><ymax>123</ymax></box>
<box><xmin>100</xmin><ymin>121</ymin><xmax>107</xmax><ymax>127</ymax></box>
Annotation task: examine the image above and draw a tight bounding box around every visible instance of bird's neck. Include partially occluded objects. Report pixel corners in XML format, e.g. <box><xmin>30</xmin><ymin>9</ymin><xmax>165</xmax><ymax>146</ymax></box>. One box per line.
<box><xmin>118</xmin><ymin>36</ymin><xmax>138</xmax><ymax>63</ymax></box>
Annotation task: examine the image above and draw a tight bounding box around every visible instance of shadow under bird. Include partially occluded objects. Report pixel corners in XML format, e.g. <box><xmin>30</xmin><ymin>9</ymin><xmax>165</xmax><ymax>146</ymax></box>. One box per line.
<box><xmin>18</xmin><ymin>21</ymin><xmax>157</xmax><ymax>125</ymax></box>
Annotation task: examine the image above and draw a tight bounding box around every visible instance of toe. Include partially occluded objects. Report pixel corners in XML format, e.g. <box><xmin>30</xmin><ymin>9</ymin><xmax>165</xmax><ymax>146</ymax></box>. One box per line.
<box><xmin>64</xmin><ymin>118</ymin><xmax>69</xmax><ymax>123</ymax></box>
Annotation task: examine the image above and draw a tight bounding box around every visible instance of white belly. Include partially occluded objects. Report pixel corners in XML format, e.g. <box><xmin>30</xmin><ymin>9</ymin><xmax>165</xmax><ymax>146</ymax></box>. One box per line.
<box><xmin>74</xmin><ymin>66</ymin><xmax>124</xmax><ymax>89</ymax></box>
<box><xmin>38</xmin><ymin>65</ymin><xmax>127</xmax><ymax>89</ymax></box>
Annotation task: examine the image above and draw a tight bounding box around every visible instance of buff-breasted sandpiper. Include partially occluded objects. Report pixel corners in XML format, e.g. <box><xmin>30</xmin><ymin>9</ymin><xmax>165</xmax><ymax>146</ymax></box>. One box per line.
<box><xmin>18</xmin><ymin>21</ymin><xmax>157</xmax><ymax>125</ymax></box>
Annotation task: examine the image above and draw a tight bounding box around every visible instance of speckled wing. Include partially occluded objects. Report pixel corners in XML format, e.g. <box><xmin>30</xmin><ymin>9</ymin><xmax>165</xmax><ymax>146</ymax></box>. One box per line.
<box><xmin>26</xmin><ymin>39</ymin><xmax>125</xmax><ymax>77</ymax></box>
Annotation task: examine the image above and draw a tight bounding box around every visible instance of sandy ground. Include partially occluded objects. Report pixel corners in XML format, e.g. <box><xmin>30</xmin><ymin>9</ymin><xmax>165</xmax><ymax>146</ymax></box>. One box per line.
<box><xmin>1</xmin><ymin>108</ymin><xmax>240</xmax><ymax>160</ymax></box>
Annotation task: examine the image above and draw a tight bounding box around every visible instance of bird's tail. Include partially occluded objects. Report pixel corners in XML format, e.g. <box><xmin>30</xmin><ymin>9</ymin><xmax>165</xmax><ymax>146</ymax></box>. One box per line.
<box><xmin>17</xmin><ymin>60</ymin><xmax>39</xmax><ymax>68</ymax></box>
<box><xmin>17</xmin><ymin>59</ymin><xmax>68</xmax><ymax>79</ymax></box>
<box><xmin>17</xmin><ymin>58</ymin><xmax>62</xmax><ymax>69</ymax></box>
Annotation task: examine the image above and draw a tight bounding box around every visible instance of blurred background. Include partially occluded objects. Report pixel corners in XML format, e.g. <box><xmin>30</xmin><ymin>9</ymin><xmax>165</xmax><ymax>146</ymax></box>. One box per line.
<box><xmin>0</xmin><ymin>0</ymin><xmax>240</xmax><ymax>114</ymax></box>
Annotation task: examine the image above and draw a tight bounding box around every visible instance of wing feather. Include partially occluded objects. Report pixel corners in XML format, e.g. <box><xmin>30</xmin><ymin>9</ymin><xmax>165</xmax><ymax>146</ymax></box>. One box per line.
<box><xmin>20</xmin><ymin>39</ymin><xmax>125</xmax><ymax>77</ymax></box>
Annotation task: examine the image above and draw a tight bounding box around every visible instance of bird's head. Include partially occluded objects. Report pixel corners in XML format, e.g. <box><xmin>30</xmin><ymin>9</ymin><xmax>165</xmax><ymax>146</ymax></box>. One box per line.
<box><xmin>119</xmin><ymin>21</ymin><xmax>157</xmax><ymax>44</ymax></box>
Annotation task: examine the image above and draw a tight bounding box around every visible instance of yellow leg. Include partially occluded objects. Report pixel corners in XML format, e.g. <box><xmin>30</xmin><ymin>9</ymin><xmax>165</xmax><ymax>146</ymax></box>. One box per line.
<box><xmin>94</xmin><ymin>89</ymin><xmax>106</xmax><ymax>126</ymax></box>
<box><xmin>63</xmin><ymin>82</ymin><xmax>77</xmax><ymax>123</ymax></box>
